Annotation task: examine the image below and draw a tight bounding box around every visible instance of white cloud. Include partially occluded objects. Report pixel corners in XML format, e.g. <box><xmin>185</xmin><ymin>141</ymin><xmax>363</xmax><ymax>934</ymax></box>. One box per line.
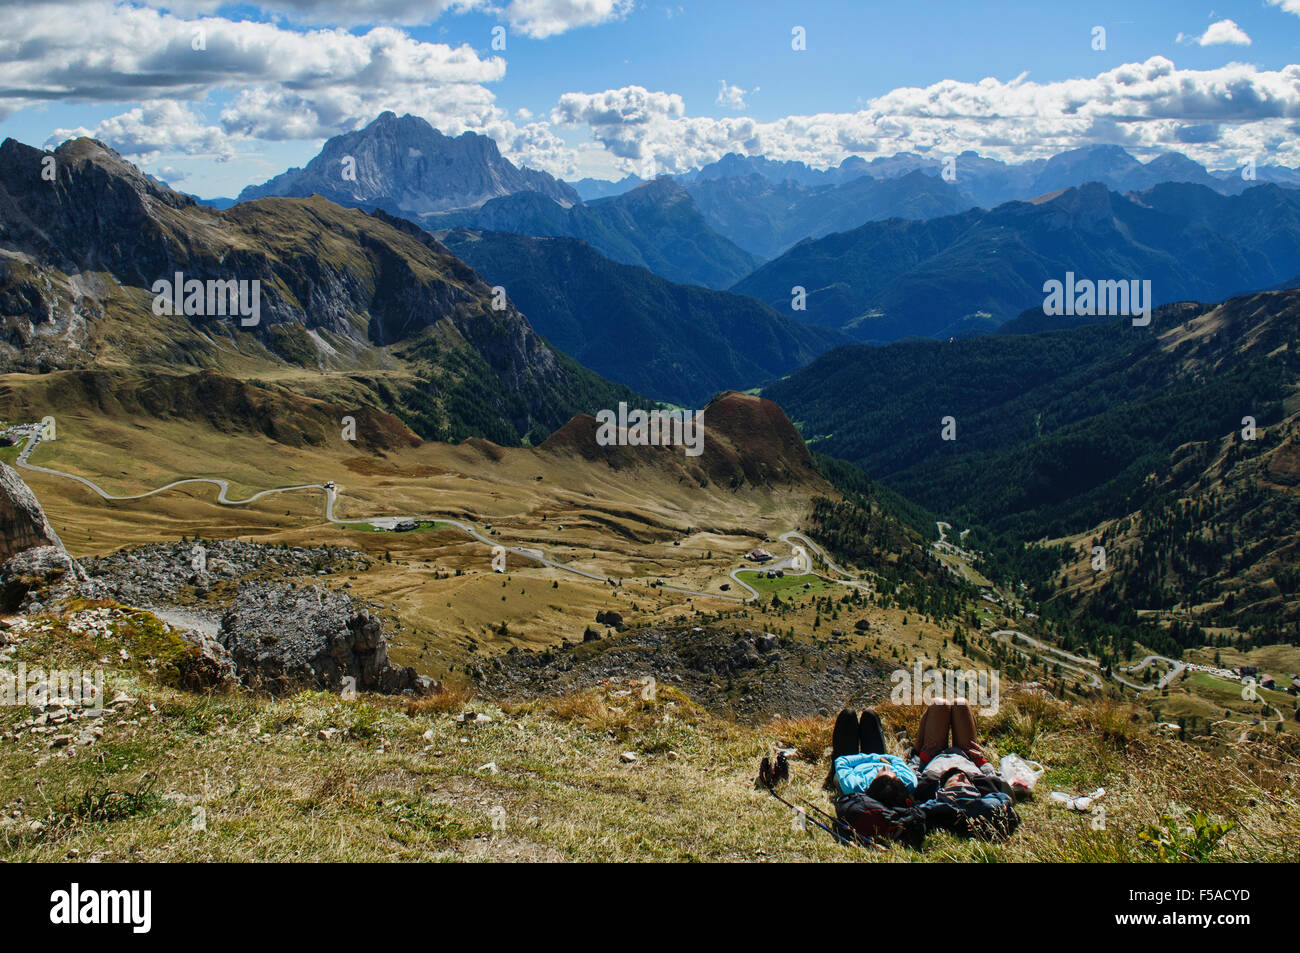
<box><xmin>1177</xmin><ymin>18</ymin><xmax>1251</xmax><ymax>46</ymax></box>
<box><xmin>716</xmin><ymin>81</ymin><xmax>754</xmax><ymax>110</ymax></box>
<box><xmin>4</xmin><ymin>0</ymin><xmax>516</xmax><ymax>162</ymax></box>
<box><xmin>0</xmin><ymin>3</ymin><xmax>503</xmax><ymax>109</ymax></box>
<box><xmin>1267</xmin><ymin>0</ymin><xmax>1300</xmax><ymax>17</ymax></box>
<box><xmin>550</xmin><ymin>59</ymin><xmax>1300</xmax><ymax>176</ymax></box>
<box><xmin>50</xmin><ymin>101</ymin><xmax>236</xmax><ymax>161</ymax></box>
<box><xmin>553</xmin><ymin>85</ymin><xmax>686</xmax><ymax>126</ymax></box>
<box><xmin>501</xmin><ymin>0</ymin><xmax>634</xmax><ymax>38</ymax></box>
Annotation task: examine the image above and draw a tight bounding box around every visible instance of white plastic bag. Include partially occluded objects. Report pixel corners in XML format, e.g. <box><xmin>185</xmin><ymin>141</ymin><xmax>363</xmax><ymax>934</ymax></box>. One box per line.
<box><xmin>1000</xmin><ymin>754</ymin><xmax>1045</xmax><ymax>794</ymax></box>
<box><xmin>1050</xmin><ymin>787</ymin><xmax>1105</xmax><ymax>812</ymax></box>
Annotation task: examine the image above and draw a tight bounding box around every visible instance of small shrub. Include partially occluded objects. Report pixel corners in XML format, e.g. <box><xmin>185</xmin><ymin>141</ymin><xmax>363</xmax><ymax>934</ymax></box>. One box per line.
<box><xmin>1138</xmin><ymin>813</ymin><xmax>1236</xmax><ymax>863</ymax></box>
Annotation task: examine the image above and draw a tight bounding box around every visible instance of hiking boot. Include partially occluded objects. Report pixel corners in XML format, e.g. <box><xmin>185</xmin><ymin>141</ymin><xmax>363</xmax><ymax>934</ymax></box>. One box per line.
<box><xmin>758</xmin><ymin>756</ymin><xmax>773</xmax><ymax>788</ymax></box>
<box><xmin>773</xmin><ymin>751</ymin><xmax>790</xmax><ymax>786</ymax></box>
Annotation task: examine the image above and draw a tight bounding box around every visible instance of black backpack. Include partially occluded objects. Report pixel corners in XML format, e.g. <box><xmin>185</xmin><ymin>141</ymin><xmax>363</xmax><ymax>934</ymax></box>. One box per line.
<box><xmin>835</xmin><ymin>793</ymin><xmax>927</xmax><ymax>849</ymax></box>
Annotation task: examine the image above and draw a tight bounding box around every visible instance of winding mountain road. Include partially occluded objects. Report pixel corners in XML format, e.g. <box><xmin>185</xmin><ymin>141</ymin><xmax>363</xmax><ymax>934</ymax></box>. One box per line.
<box><xmin>989</xmin><ymin>629</ymin><xmax>1190</xmax><ymax>693</ymax></box>
<box><xmin>1118</xmin><ymin>654</ymin><xmax>1187</xmax><ymax>691</ymax></box>
<box><xmin>990</xmin><ymin>629</ymin><xmax>1105</xmax><ymax>690</ymax></box>
<box><xmin>14</xmin><ymin>430</ymin><xmax>780</xmax><ymax>603</ymax></box>
<box><xmin>11</xmin><ymin>428</ymin><xmax>1204</xmax><ymax>696</ymax></box>
<box><xmin>17</xmin><ymin>431</ymin><xmax>323</xmax><ymax>506</ymax></box>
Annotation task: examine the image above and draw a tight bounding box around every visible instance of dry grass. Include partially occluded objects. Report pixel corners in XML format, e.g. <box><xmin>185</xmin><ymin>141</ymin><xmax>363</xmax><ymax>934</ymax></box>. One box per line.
<box><xmin>767</xmin><ymin>716</ymin><xmax>832</xmax><ymax>762</ymax></box>
<box><xmin>404</xmin><ymin>683</ymin><xmax>475</xmax><ymax>716</ymax></box>
<box><xmin>2</xmin><ymin>609</ymin><xmax>1297</xmax><ymax>863</ymax></box>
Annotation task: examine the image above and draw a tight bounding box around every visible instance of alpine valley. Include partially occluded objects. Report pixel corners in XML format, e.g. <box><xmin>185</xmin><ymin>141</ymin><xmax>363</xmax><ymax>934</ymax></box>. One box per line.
<box><xmin>0</xmin><ymin>99</ymin><xmax>1297</xmax><ymax>865</ymax></box>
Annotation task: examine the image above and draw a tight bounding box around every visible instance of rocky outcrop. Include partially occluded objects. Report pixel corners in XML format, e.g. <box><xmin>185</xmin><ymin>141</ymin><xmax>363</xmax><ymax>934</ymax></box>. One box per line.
<box><xmin>0</xmin><ymin>462</ymin><xmax>82</xmax><ymax>611</ymax></box>
<box><xmin>476</xmin><ymin>624</ymin><xmax>889</xmax><ymax>723</ymax></box>
<box><xmin>0</xmin><ymin>460</ymin><xmax>62</xmax><ymax>560</ymax></box>
<box><xmin>81</xmin><ymin>538</ymin><xmax>369</xmax><ymax>608</ymax></box>
<box><xmin>1</xmin><ymin>545</ymin><xmax>85</xmax><ymax>612</ymax></box>
<box><xmin>219</xmin><ymin>583</ymin><xmax>437</xmax><ymax>696</ymax></box>
<box><xmin>175</xmin><ymin>629</ymin><xmax>239</xmax><ymax>692</ymax></box>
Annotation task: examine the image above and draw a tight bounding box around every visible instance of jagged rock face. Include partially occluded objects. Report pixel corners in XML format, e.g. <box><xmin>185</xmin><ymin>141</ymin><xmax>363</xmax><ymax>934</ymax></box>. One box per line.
<box><xmin>238</xmin><ymin>112</ymin><xmax>579</xmax><ymax>213</ymax></box>
<box><xmin>219</xmin><ymin>583</ymin><xmax>436</xmax><ymax>696</ymax></box>
<box><xmin>0</xmin><ymin>257</ymin><xmax>100</xmax><ymax>371</ymax></box>
<box><xmin>0</xmin><ymin>137</ymin><xmax>194</xmax><ymax>288</ymax></box>
<box><xmin>0</xmin><ymin>461</ymin><xmax>61</xmax><ymax>560</ymax></box>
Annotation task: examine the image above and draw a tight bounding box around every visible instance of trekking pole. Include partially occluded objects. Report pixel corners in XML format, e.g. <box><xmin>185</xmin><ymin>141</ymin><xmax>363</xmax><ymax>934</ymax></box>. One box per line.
<box><xmin>790</xmin><ymin>788</ymin><xmax>873</xmax><ymax>848</ymax></box>
<box><xmin>758</xmin><ymin>758</ymin><xmax>864</xmax><ymax>847</ymax></box>
<box><xmin>763</xmin><ymin>781</ymin><xmax>855</xmax><ymax>846</ymax></box>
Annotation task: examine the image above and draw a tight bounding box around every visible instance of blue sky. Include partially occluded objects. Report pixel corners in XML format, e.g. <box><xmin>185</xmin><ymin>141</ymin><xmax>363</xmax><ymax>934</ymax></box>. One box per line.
<box><xmin>442</xmin><ymin>1</ymin><xmax>1300</xmax><ymax>121</ymax></box>
<box><xmin>2</xmin><ymin>0</ymin><xmax>1299</xmax><ymax>196</ymax></box>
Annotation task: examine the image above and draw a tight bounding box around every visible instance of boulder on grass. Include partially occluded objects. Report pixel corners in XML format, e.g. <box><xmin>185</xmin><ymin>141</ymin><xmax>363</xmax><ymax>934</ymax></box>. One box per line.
<box><xmin>219</xmin><ymin>583</ymin><xmax>438</xmax><ymax>696</ymax></box>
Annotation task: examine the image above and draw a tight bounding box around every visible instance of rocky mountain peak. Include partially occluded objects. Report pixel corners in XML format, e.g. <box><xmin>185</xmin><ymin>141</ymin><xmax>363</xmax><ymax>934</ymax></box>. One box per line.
<box><xmin>237</xmin><ymin>112</ymin><xmax>579</xmax><ymax>214</ymax></box>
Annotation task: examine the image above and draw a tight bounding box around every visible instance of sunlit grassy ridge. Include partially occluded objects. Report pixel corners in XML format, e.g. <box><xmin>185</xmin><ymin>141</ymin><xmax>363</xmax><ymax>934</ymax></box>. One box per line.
<box><xmin>2</xmin><ymin>603</ymin><xmax>1296</xmax><ymax>863</ymax></box>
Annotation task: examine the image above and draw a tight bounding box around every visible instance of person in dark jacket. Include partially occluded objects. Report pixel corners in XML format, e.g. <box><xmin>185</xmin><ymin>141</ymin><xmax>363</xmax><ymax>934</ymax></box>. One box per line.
<box><xmin>914</xmin><ymin>765</ymin><xmax>1020</xmax><ymax>840</ymax></box>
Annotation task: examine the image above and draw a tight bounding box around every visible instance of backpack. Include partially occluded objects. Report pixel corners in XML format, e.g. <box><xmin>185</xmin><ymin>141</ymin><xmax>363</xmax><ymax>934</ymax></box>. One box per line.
<box><xmin>835</xmin><ymin>793</ymin><xmax>927</xmax><ymax>849</ymax></box>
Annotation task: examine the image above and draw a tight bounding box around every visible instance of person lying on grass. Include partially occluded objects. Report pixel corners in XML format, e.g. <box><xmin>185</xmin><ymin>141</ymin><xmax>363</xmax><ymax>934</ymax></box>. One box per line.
<box><xmin>828</xmin><ymin>698</ymin><xmax>998</xmax><ymax>801</ymax></box>
<box><xmin>913</xmin><ymin>764</ymin><xmax>1020</xmax><ymax>840</ymax></box>
<box><xmin>826</xmin><ymin>707</ymin><xmax>917</xmax><ymax>808</ymax></box>
<box><xmin>913</xmin><ymin>697</ymin><xmax>1005</xmax><ymax>789</ymax></box>
<box><xmin>828</xmin><ymin>701</ymin><xmax>1020</xmax><ymax>845</ymax></box>
<box><xmin>907</xmin><ymin>698</ymin><xmax>1019</xmax><ymax>838</ymax></box>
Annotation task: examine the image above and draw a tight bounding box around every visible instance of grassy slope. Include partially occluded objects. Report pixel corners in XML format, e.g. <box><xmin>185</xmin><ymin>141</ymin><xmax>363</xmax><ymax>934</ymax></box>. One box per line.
<box><xmin>2</xmin><ymin>603</ymin><xmax>1296</xmax><ymax>862</ymax></box>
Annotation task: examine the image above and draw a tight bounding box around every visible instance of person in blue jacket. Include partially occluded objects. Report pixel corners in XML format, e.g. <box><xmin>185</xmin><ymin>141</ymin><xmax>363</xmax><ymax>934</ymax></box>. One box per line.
<box><xmin>826</xmin><ymin>708</ymin><xmax>917</xmax><ymax>808</ymax></box>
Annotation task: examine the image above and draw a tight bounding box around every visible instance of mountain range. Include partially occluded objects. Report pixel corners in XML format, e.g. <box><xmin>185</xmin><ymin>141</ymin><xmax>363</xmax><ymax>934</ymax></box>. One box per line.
<box><xmin>764</xmin><ymin>288</ymin><xmax>1300</xmax><ymax>631</ymax></box>
<box><xmin>583</xmin><ymin>143</ymin><xmax>1300</xmax><ymax>203</ymax></box>
<box><xmin>568</xmin><ymin>145</ymin><xmax>1300</xmax><ymax>261</ymax></box>
<box><xmin>0</xmin><ymin>135</ymin><xmax>635</xmax><ymax>446</ymax></box>
<box><xmin>734</xmin><ymin>180</ymin><xmax>1300</xmax><ymax>342</ymax></box>
<box><xmin>218</xmin><ymin>120</ymin><xmax>1300</xmax><ymax>308</ymax></box>
<box><xmin>436</xmin><ymin>227</ymin><xmax>848</xmax><ymax>405</ymax></box>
